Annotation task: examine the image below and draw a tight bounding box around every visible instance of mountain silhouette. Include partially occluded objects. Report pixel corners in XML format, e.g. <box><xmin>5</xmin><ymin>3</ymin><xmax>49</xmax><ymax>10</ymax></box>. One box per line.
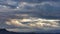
<box><xmin>0</xmin><ymin>29</ymin><xmax>37</xmax><ymax>34</ymax></box>
<box><xmin>0</xmin><ymin>29</ymin><xmax>60</xmax><ymax>34</ymax></box>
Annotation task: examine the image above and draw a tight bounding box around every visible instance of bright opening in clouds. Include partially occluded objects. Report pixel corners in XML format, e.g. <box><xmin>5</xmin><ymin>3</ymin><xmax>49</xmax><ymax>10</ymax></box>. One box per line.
<box><xmin>0</xmin><ymin>0</ymin><xmax>60</xmax><ymax>33</ymax></box>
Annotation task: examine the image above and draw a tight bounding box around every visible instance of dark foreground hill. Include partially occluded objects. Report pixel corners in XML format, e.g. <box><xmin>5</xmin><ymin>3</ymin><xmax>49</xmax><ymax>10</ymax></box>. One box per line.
<box><xmin>0</xmin><ymin>29</ymin><xmax>60</xmax><ymax>34</ymax></box>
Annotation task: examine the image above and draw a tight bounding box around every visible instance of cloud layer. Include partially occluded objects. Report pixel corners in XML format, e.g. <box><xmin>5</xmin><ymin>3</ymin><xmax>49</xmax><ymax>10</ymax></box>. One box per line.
<box><xmin>0</xmin><ymin>0</ymin><xmax>60</xmax><ymax>32</ymax></box>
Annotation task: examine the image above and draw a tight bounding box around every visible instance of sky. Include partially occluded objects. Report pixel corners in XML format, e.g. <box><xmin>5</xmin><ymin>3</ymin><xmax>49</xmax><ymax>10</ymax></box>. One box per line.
<box><xmin>0</xmin><ymin>0</ymin><xmax>60</xmax><ymax>33</ymax></box>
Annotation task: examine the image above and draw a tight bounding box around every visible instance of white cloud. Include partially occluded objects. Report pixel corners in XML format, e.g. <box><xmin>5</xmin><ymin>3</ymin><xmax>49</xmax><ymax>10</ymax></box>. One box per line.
<box><xmin>5</xmin><ymin>17</ymin><xmax>60</xmax><ymax>32</ymax></box>
<box><xmin>6</xmin><ymin>18</ymin><xmax>60</xmax><ymax>28</ymax></box>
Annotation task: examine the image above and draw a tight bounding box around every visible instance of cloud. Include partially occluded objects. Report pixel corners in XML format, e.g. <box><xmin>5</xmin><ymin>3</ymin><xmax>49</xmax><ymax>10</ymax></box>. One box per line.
<box><xmin>6</xmin><ymin>28</ymin><xmax>37</xmax><ymax>32</ymax></box>
<box><xmin>5</xmin><ymin>17</ymin><xmax>60</xmax><ymax>32</ymax></box>
<box><xmin>0</xmin><ymin>1</ymin><xmax>60</xmax><ymax>11</ymax></box>
<box><xmin>5</xmin><ymin>17</ymin><xmax>60</xmax><ymax>28</ymax></box>
<box><xmin>0</xmin><ymin>0</ymin><xmax>60</xmax><ymax>32</ymax></box>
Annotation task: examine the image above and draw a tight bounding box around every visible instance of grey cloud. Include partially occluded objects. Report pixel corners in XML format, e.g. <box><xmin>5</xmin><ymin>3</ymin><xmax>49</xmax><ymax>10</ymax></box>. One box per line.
<box><xmin>0</xmin><ymin>0</ymin><xmax>60</xmax><ymax>32</ymax></box>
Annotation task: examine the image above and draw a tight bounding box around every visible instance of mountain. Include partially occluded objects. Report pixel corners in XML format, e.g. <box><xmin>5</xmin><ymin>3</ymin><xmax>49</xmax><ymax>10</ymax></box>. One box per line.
<box><xmin>0</xmin><ymin>29</ymin><xmax>60</xmax><ymax>34</ymax></box>
<box><xmin>0</xmin><ymin>29</ymin><xmax>36</xmax><ymax>34</ymax></box>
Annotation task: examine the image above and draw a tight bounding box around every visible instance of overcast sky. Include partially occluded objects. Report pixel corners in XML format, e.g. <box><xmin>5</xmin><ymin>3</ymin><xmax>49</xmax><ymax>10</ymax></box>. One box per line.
<box><xmin>0</xmin><ymin>0</ymin><xmax>60</xmax><ymax>32</ymax></box>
